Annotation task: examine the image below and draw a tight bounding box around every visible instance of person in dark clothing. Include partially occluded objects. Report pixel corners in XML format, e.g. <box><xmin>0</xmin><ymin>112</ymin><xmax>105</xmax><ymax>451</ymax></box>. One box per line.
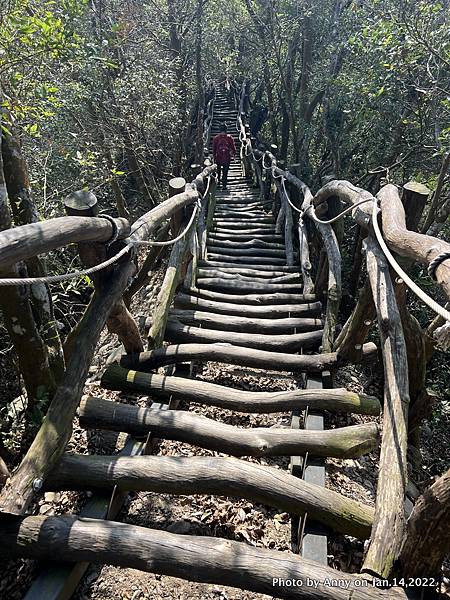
<box><xmin>212</xmin><ymin>123</ymin><xmax>236</xmax><ymax>190</ymax></box>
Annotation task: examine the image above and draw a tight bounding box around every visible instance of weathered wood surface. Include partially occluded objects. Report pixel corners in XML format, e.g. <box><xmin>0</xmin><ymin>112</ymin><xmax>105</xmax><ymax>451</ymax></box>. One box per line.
<box><xmin>183</xmin><ymin>285</ymin><xmax>313</xmax><ymax>305</ymax></box>
<box><xmin>378</xmin><ymin>184</ymin><xmax>450</xmax><ymax>301</ymax></box>
<box><xmin>335</xmin><ymin>279</ymin><xmax>375</xmax><ymax>360</ymax></box>
<box><xmin>362</xmin><ymin>235</ymin><xmax>410</xmax><ymax>579</ymax></box>
<box><xmin>298</xmin><ymin>215</ymin><xmax>314</xmax><ymax>294</ymax></box>
<box><xmin>80</xmin><ymin>397</ymin><xmax>379</xmax><ymax>458</ymax></box>
<box><xmin>198</xmin><ymin>269</ymin><xmax>301</xmax><ymax>284</ymax></box>
<box><xmin>196</xmin><ymin>278</ymin><xmax>303</xmax><ymax>294</ymax></box>
<box><xmin>198</xmin><ymin>267</ymin><xmax>301</xmax><ymax>281</ymax></box>
<box><xmin>147</xmin><ymin>232</ymin><xmax>190</xmax><ymax>349</ymax></box>
<box><xmin>45</xmin><ymin>454</ymin><xmax>374</xmax><ymax>538</ymax></box>
<box><xmin>399</xmin><ymin>467</ymin><xmax>450</xmax><ymax>579</ymax></box>
<box><xmin>120</xmin><ymin>341</ymin><xmax>378</xmax><ymax>373</ymax></box>
<box><xmin>207</xmin><ymin>252</ymin><xmax>288</xmax><ymax>265</ymax></box>
<box><xmin>0</xmin><ymin>216</ymin><xmax>130</xmax><ymax>272</ymax></box>
<box><xmin>207</xmin><ymin>245</ymin><xmax>289</xmax><ymax>259</ymax></box>
<box><xmin>198</xmin><ymin>259</ymin><xmax>298</xmax><ymax>272</ymax></box>
<box><xmin>312</xmin><ymin>180</ymin><xmax>375</xmax><ymax>228</ymax></box>
<box><xmin>210</xmin><ymin>226</ymin><xmax>277</xmax><ymax>236</ymax></box>
<box><xmin>64</xmin><ymin>193</ymin><xmax>143</xmax><ymax>356</ymax></box>
<box><xmin>102</xmin><ymin>366</ymin><xmax>381</xmax><ymax>415</ymax></box>
<box><xmin>169</xmin><ymin>308</ymin><xmax>322</xmax><ymax>334</ymax></box>
<box><xmin>160</xmin><ymin>318</ymin><xmax>323</xmax><ymax>352</ymax></box>
<box><xmin>214</xmin><ymin>221</ymin><xmax>275</xmax><ymax>231</ymax></box>
<box><xmin>288</xmin><ymin>176</ymin><xmax>341</xmax><ymax>352</ymax></box>
<box><xmin>0</xmin><ymin>260</ymin><xmax>135</xmax><ymax>515</ymax></box>
<box><xmin>175</xmin><ymin>293</ymin><xmax>322</xmax><ymax>318</ymax></box>
<box><xmin>207</xmin><ymin>237</ymin><xmax>285</xmax><ymax>251</ymax></box>
<box><xmin>208</xmin><ymin>231</ymin><xmax>283</xmax><ymax>242</ymax></box>
<box><xmin>0</xmin><ymin>515</ymin><xmax>408</xmax><ymax>600</ymax></box>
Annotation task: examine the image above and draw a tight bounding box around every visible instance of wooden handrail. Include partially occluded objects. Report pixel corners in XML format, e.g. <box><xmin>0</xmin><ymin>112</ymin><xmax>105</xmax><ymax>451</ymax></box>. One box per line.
<box><xmin>378</xmin><ymin>184</ymin><xmax>450</xmax><ymax>301</ymax></box>
<box><xmin>0</xmin><ymin>216</ymin><xmax>130</xmax><ymax>271</ymax></box>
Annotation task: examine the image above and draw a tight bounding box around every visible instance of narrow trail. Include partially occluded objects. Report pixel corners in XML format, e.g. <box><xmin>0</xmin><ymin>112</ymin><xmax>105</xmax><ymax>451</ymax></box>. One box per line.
<box><xmin>6</xmin><ymin>82</ymin><xmax>434</xmax><ymax>600</ymax></box>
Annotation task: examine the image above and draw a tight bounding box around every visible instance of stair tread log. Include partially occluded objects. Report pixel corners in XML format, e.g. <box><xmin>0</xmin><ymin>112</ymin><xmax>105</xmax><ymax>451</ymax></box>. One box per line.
<box><xmin>79</xmin><ymin>397</ymin><xmax>379</xmax><ymax>458</ymax></box>
<box><xmin>182</xmin><ymin>286</ymin><xmax>315</xmax><ymax>304</ymax></box>
<box><xmin>102</xmin><ymin>366</ymin><xmax>381</xmax><ymax>415</ymax></box>
<box><xmin>45</xmin><ymin>454</ymin><xmax>374</xmax><ymax>539</ymax></box>
<box><xmin>174</xmin><ymin>293</ymin><xmax>322</xmax><ymax>318</ymax></box>
<box><xmin>161</xmin><ymin>319</ymin><xmax>323</xmax><ymax>352</ymax></box>
<box><xmin>169</xmin><ymin>309</ymin><xmax>322</xmax><ymax>334</ymax></box>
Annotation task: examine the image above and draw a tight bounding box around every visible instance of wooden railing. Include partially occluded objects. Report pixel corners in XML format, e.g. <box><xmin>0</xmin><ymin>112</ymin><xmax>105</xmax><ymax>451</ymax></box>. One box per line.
<box><xmin>235</xmin><ymin>79</ymin><xmax>450</xmax><ymax>580</ymax></box>
<box><xmin>0</xmin><ymin>161</ymin><xmax>217</xmax><ymax>516</ymax></box>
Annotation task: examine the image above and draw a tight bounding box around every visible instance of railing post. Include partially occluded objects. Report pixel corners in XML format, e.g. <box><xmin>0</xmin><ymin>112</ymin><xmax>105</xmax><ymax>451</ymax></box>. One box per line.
<box><xmin>169</xmin><ymin>177</ymin><xmax>186</xmax><ymax>235</ymax></box>
<box><xmin>64</xmin><ymin>190</ymin><xmax>143</xmax><ymax>356</ymax></box>
<box><xmin>401</xmin><ymin>181</ymin><xmax>430</xmax><ymax>231</ymax></box>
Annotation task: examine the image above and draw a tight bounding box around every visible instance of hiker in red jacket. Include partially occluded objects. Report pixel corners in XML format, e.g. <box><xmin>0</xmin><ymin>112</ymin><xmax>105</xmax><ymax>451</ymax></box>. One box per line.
<box><xmin>212</xmin><ymin>123</ymin><xmax>236</xmax><ymax>190</ymax></box>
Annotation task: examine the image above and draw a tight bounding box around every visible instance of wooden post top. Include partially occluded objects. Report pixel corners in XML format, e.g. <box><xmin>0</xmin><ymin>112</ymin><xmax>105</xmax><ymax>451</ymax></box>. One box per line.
<box><xmin>64</xmin><ymin>190</ymin><xmax>98</xmax><ymax>217</ymax></box>
<box><xmin>168</xmin><ymin>177</ymin><xmax>186</xmax><ymax>198</ymax></box>
<box><xmin>401</xmin><ymin>181</ymin><xmax>430</xmax><ymax>231</ymax></box>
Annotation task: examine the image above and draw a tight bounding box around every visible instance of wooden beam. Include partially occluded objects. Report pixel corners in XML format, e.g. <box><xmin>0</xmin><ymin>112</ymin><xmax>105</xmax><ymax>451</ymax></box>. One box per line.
<box><xmin>160</xmin><ymin>318</ymin><xmax>323</xmax><ymax>352</ymax></box>
<box><xmin>45</xmin><ymin>454</ymin><xmax>374</xmax><ymax>538</ymax></box>
<box><xmin>362</xmin><ymin>235</ymin><xmax>410</xmax><ymax>579</ymax></box>
<box><xmin>378</xmin><ymin>184</ymin><xmax>450</xmax><ymax>301</ymax></box>
<box><xmin>175</xmin><ymin>293</ymin><xmax>322</xmax><ymax>318</ymax></box>
<box><xmin>0</xmin><ymin>216</ymin><xmax>129</xmax><ymax>271</ymax></box>
<box><xmin>80</xmin><ymin>397</ymin><xmax>379</xmax><ymax>458</ymax></box>
<box><xmin>101</xmin><ymin>366</ymin><xmax>381</xmax><ymax>415</ymax></box>
<box><xmin>0</xmin><ymin>514</ymin><xmax>408</xmax><ymax>600</ymax></box>
<box><xmin>147</xmin><ymin>233</ymin><xmax>190</xmax><ymax>349</ymax></box>
<box><xmin>169</xmin><ymin>308</ymin><xmax>322</xmax><ymax>334</ymax></box>
<box><xmin>120</xmin><ymin>341</ymin><xmax>378</xmax><ymax>373</ymax></box>
<box><xmin>0</xmin><ymin>260</ymin><xmax>135</xmax><ymax>515</ymax></box>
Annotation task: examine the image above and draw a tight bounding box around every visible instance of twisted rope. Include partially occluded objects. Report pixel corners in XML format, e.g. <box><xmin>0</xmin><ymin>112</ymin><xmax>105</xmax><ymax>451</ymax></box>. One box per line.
<box><xmin>0</xmin><ymin>187</ymin><xmax>208</xmax><ymax>286</ymax></box>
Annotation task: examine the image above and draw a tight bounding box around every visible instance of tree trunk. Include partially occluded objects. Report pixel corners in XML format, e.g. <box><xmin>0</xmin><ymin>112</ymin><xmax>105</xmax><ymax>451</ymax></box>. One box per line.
<box><xmin>0</xmin><ymin>127</ymin><xmax>57</xmax><ymax>409</ymax></box>
<box><xmin>399</xmin><ymin>467</ymin><xmax>450</xmax><ymax>579</ymax></box>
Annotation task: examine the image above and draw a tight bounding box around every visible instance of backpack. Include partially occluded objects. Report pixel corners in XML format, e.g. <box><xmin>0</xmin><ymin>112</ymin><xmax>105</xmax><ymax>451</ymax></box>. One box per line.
<box><xmin>215</xmin><ymin>135</ymin><xmax>232</xmax><ymax>165</ymax></box>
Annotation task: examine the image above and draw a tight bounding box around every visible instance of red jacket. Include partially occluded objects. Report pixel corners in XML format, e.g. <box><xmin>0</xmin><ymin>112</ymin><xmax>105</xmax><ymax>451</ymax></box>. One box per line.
<box><xmin>213</xmin><ymin>133</ymin><xmax>236</xmax><ymax>165</ymax></box>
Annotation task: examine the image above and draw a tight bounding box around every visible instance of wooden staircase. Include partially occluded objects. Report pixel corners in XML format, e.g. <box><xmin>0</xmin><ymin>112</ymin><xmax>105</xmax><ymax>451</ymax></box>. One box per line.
<box><xmin>20</xmin><ymin>83</ymin><xmax>384</xmax><ymax>599</ymax></box>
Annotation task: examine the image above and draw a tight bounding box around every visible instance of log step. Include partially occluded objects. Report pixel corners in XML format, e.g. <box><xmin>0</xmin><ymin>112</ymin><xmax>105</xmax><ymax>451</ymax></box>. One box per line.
<box><xmin>103</xmin><ymin>366</ymin><xmax>381</xmax><ymax>416</ymax></box>
<box><xmin>182</xmin><ymin>285</ymin><xmax>314</xmax><ymax>305</ymax></box>
<box><xmin>198</xmin><ymin>266</ymin><xmax>300</xmax><ymax>279</ymax></box>
<box><xmin>79</xmin><ymin>397</ymin><xmax>379</xmax><ymax>459</ymax></box>
<box><xmin>206</xmin><ymin>244</ymin><xmax>288</xmax><ymax>258</ymax></box>
<box><xmin>45</xmin><ymin>454</ymin><xmax>374</xmax><ymax>539</ymax></box>
<box><xmin>2</xmin><ymin>515</ymin><xmax>408</xmax><ymax>600</ymax></box>
<box><xmin>196</xmin><ymin>278</ymin><xmax>303</xmax><ymax>294</ymax></box>
<box><xmin>161</xmin><ymin>319</ymin><xmax>323</xmax><ymax>352</ymax></box>
<box><xmin>208</xmin><ymin>234</ymin><xmax>285</xmax><ymax>250</ymax></box>
<box><xmin>169</xmin><ymin>309</ymin><xmax>322</xmax><ymax>334</ymax></box>
<box><xmin>174</xmin><ymin>293</ymin><xmax>322</xmax><ymax>318</ymax></box>
<box><xmin>207</xmin><ymin>253</ymin><xmax>289</xmax><ymax>265</ymax></box>
<box><xmin>214</xmin><ymin>221</ymin><xmax>275</xmax><ymax>230</ymax></box>
<box><xmin>198</xmin><ymin>260</ymin><xmax>298</xmax><ymax>272</ymax></box>
<box><xmin>198</xmin><ymin>269</ymin><xmax>301</xmax><ymax>283</ymax></box>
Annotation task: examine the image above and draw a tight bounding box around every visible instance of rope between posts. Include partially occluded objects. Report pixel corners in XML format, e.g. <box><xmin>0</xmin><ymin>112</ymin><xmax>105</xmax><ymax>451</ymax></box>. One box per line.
<box><xmin>0</xmin><ymin>244</ymin><xmax>134</xmax><ymax>286</ymax></box>
<box><xmin>371</xmin><ymin>202</ymin><xmax>450</xmax><ymax>323</ymax></box>
<box><xmin>235</xmin><ymin>92</ymin><xmax>450</xmax><ymax>323</ymax></box>
<box><xmin>0</xmin><ymin>195</ymin><xmax>205</xmax><ymax>286</ymax></box>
